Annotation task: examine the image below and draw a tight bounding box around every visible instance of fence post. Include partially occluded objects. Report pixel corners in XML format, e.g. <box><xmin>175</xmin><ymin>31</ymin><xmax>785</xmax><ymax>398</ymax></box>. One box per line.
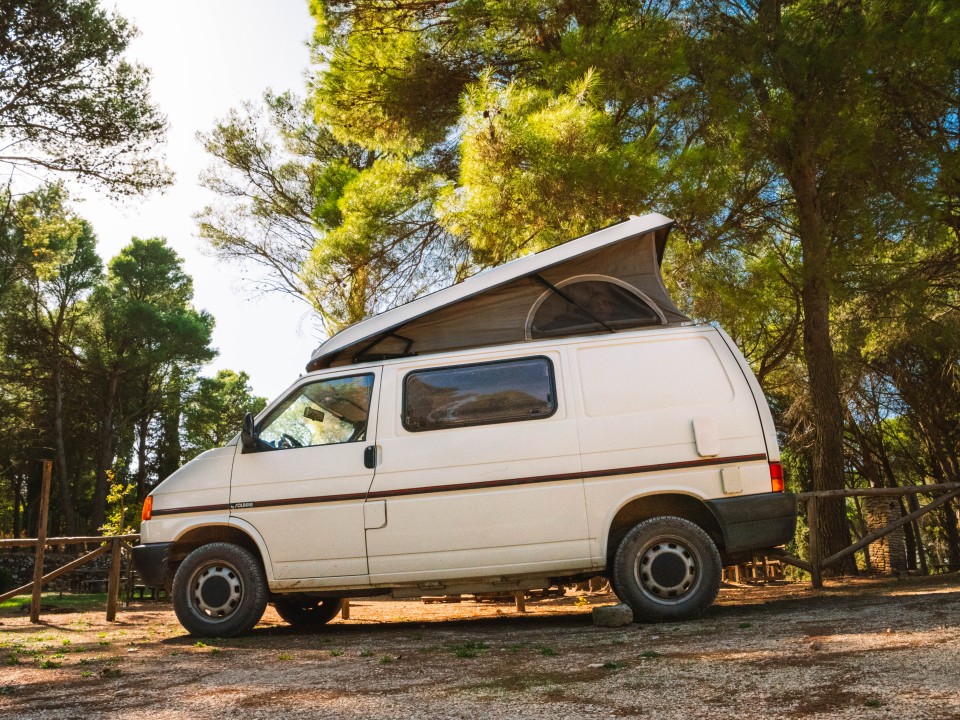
<box><xmin>808</xmin><ymin>496</ymin><xmax>823</xmax><ymax>589</ymax></box>
<box><xmin>106</xmin><ymin>537</ymin><xmax>122</xmax><ymax>621</ymax></box>
<box><xmin>30</xmin><ymin>457</ymin><xmax>53</xmax><ymax>624</ymax></box>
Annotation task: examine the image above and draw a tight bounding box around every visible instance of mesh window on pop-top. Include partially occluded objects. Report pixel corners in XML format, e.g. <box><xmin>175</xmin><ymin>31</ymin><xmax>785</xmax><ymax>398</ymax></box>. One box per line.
<box><xmin>529</xmin><ymin>280</ymin><xmax>661</xmax><ymax>339</ymax></box>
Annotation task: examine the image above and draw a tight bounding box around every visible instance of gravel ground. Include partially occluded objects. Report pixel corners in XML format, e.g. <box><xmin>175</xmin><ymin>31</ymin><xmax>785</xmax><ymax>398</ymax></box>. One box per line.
<box><xmin>1</xmin><ymin>574</ymin><xmax>959</xmax><ymax>720</ymax></box>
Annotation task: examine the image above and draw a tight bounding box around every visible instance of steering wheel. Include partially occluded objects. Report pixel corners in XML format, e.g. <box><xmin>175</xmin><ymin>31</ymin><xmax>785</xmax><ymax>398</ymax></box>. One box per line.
<box><xmin>278</xmin><ymin>433</ymin><xmax>303</xmax><ymax>449</ymax></box>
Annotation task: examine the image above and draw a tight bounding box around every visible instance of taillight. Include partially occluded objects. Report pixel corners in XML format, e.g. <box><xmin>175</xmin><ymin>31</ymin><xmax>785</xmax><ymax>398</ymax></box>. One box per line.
<box><xmin>142</xmin><ymin>495</ymin><xmax>153</xmax><ymax>521</ymax></box>
<box><xmin>769</xmin><ymin>462</ymin><xmax>785</xmax><ymax>492</ymax></box>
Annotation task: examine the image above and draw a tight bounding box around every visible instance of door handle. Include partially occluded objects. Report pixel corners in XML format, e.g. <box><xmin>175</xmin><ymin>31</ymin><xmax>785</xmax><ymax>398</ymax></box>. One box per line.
<box><xmin>363</xmin><ymin>445</ymin><xmax>377</xmax><ymax>469</ymax></box>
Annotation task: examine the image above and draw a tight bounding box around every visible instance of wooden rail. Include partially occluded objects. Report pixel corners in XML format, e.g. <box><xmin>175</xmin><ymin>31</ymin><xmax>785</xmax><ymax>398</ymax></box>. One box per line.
<box><xmin>0</xmin><ymin>534</ymin><xmax>139</xmax><ymax>547</ymax></box>
<box><xmin>778</xmin><ymin>482</ymin><xmax>960</xmax><ymax>588</ymax></box>
<box><xmin>0</xmin><ymin>533</ymin><xmax>140</xmax><ymax>621</ymax></box>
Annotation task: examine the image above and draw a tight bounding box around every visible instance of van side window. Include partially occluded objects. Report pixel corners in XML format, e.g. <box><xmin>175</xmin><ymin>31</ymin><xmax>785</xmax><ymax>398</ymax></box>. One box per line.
<box><xmin>258</xmin><ymin>374</ymin><xmax>374</xmax><ymax>449</ymax></box>
<box><xmin>403</xmin><ymin>357</ymin><xmax>556</xmax><ymax>432</ymax></box>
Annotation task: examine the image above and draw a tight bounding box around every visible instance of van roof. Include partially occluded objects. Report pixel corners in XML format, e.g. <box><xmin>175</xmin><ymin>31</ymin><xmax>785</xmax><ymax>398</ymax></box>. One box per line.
<box><xmin>307</xmin><ymin>213</ymin><xmax>687</xmax><ymax>370</ymax></box>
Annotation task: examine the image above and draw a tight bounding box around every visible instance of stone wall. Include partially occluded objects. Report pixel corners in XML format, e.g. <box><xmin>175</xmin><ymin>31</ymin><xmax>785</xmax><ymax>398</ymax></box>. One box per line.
<box><xmin>0</xmin><ymin>548</ymin><xmax>114</xmax><ymax>591</ymax></box>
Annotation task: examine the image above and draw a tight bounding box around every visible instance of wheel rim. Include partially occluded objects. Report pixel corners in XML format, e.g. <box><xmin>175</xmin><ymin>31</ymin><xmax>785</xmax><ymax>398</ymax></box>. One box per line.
<box><xmin>190</xmin><ymin>561</ymin><xmax>243</xmax><ymax>620</ymax></box>
<box><xmin>634</xmin><ymin>535</ymin><xmax>701</xmax><ymax>605</ymax></box>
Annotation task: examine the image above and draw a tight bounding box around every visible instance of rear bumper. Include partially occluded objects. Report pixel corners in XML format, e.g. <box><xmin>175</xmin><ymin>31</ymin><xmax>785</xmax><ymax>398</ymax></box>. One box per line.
<box><xmin>132</xmin><ymin>542</ymin><xmax>172</xmax><ymax>587</ymax></box>
<box><xmin>706</xmin><ymin>493</ymin><xmax>797</xmax><ymax>553</ymax></box>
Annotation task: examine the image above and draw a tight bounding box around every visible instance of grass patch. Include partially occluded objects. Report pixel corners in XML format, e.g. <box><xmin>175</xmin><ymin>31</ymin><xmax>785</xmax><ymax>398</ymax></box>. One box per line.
<box><xmin>277</xmin><ymin>652</ymin><xmax>293</xmax><ymax>661</ymax></box>
<box><xmin>330</xmin><ymin>649</ymin><xmax>344</xmax><ymax>657</ymax></box>
<box><xmin>602</xmin><ymin>661</ymin><xmax>627</xmax><ymax>670</ymax></box>
<box><xmin>359</xmin><ymin>649</ymin><xmax>374</xmax><ymax>658</ymax></box>
<box><xmin>535</xmin><ymin>644</ymin><xmax>558</xmax><ymax>657</ymax></box>
<box><xmin>379</xmin><ymin>655</ymin><xmax>394</xmax><ymax>664</ymax></box>
<box><xmin>193</xmin><ymin>641</ymin><xmax>207</xmax><ymax>648</ymax></box>
<box><xmin>738</xmin><ymin>622</ymin><xmax>753</xmax><ymax>629</ymax></box>
<box><xmin>0</xmin><ymin>593</ymin><xmax>107</xmax><ymax>613</ymax></box>
<box><xmin>865</xmin><ymin>699</ymin><xmax>885</xmax><ymax>709</ymax></box>
<box><xmin>639</xmin><ymin>650</ymin><xmax>661</xmax><ymax>659</ymax></box>
<box><xmin>38</xmin><ymin>658</ymin><xmax>61</xmax><ymax>669</ymax></box>
<box><xmin>451</xmin><ymin>641</ymin><xmax>489</xmax><ymax>659</ymax></box>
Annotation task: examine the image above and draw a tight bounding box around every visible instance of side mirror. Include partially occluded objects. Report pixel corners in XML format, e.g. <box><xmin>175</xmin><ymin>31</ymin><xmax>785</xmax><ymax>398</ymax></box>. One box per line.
<box><xmin>241</xmin><ymin>412</ymin><xmax>258</xmax><ymax>451</ymax></box>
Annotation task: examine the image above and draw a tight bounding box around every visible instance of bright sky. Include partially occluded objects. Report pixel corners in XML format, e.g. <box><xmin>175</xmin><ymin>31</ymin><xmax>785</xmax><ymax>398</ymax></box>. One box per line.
<box><xmin>75</xmin><ymin>0</ymin><xmax>319</xmax><ymax>400</ymax></box>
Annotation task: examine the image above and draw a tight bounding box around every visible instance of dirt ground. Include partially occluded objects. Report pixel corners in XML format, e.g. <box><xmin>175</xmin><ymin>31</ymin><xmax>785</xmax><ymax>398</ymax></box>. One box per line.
<box><xmin>1</xmin><ymin>574</ymin><xmax>959</xmax><ymax>720</ymax></box>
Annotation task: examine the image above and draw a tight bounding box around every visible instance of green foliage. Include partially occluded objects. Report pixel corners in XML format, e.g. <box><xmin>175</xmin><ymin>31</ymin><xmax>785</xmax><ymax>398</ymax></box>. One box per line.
<box><xmin>99</xmin><ymin>478</ymin><xmax>137</xmax><ymax>536</ymax></box>
<box><xmin>0</xmin><ymin>186</ymin><xmax>263</xmax><ymax>536</ymax></box>
<box><xmin>0</xmin><ymin>0</ymin><xmax>169</xmax><ymax>194</ymax></box>
<box><xmin>182</xmin><ymin>370</ymin><xmax>266</xmax><ymax>459</ymax></box>
<box><xmin>438</xmin><ymin>69</ymin><xmax>661</xmax><ymax>265</ymax></box>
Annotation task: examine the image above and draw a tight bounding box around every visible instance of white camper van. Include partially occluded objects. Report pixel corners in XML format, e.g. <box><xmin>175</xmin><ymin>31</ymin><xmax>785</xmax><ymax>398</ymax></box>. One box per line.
<box><xmin>134</xmin><ymin>213</ymin><xmax>795</xmax><ymax>637</ymax></box>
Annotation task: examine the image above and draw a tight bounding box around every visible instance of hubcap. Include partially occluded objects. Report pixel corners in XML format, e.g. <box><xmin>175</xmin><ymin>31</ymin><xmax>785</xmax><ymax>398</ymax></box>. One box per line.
<box><xmin>635</xmin><ymin>538</ymin><xmax>699</xmax><ymax>604</ymax></box>
<box><xmin>191</xmin><ymin>562</ymin><xmax>242</xmax><ymax>620</ymax></box>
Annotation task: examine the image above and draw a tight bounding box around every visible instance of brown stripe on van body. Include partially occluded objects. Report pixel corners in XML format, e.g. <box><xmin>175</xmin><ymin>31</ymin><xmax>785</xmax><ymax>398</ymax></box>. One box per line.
<box><xmin>367</xmin><ymin>452</ymin><xmax>768</xmax><ymax>499</ymax></box>
<box><xmin>151</xmin><ymin>502</ymin><xmax>231</xmax><ymax>517</ymax></box>
<box><xmin>149</xmin><ymin>453</ymin><xmax>767</xmax><ymax>517</ymax></box>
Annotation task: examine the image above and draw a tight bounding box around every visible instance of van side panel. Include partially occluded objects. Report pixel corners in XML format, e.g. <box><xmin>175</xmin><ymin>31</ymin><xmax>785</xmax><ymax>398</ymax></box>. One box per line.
<box><xmin>570</xmin><ymin>329</ymin><xmax>771</xmax><ymax>562</ymax></box>
<box><xmin>364</xmin><ymin>349</ymin><xmax>592</xmax><ymax>584</ymax></box>
<box><xmin>714</xmin><ymin>326</ymin><xmax>781</xmax><ymax>462</ymax></box>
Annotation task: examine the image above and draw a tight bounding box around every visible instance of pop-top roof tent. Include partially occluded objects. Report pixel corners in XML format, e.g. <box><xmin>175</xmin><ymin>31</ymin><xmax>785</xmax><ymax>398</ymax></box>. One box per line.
<box><xmin>306</xmin><ymin>213</ymin><xmax>689</xmax><ymax>371</ymax></box>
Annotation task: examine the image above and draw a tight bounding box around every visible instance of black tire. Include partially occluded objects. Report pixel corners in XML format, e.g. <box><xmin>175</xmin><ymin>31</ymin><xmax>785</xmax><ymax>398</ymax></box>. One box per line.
<box><xmin>172</xmin><ymin>542</ymin><xmax>268</xmax><ymax>637</ymax></box>
<box><xmin>273</xmin><ymin>596</ymin><xmax>344</xmax><ymax>627</ymax></box>
<box><xmin>612</xmin><ymin>516</ymin><xmax>721</xmax><ymax>622</ymax></box>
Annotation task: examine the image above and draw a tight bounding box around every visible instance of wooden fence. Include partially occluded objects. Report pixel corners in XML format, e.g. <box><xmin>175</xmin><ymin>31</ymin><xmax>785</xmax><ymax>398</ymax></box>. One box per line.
<box><xmin>0</xmin><ymin>456</ymin><xmax>141</xmax><ymax>623</ymax></box>
<box><xmin>0</xmin><ymin>534</ymin><xmax>139</xmax><ymax>622</ymax></box>
<box><xmin>772</xmin><ymin>482</ymin><xmax>960</xmax><ymax>588</ymax></box>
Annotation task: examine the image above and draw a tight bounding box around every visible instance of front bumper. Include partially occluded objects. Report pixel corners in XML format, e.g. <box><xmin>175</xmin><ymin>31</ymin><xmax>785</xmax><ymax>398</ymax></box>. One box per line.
<box><xmin>706</xmin><ymin>493</ymin><xmax>797</xmax><ymax>553</ymax></box>
<box><xmin>131</xmin><ymin>542</ymin><xmax>172</xmax><ymax>587</ymax></box>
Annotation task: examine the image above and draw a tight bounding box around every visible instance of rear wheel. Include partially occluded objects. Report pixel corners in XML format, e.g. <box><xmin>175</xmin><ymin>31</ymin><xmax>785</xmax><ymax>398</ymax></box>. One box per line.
<box><xmin>273</xmin><ymin>597</ymin><xmax>344</xmax><ymax>627</ymax></box>
<box><xmin>172</xmin><ymin>542</ymin><xmax>268</xmax><ymax>637</ymax></box>
<box><xmin>612</xmin><ymin>516</ymin><xmax>721</xmax><ymax>622</ymax></box>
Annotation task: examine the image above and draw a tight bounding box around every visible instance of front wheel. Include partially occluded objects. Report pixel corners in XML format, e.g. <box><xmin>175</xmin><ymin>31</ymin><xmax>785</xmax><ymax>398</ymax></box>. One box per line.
<box><xmin>172</xmin><ymin>542</ymin><xmax>268</xmax><ymax>637</ymax></box>
<box><xmin>612</xmin><ymin>516</ymin><xmax>721</xmax><ymax>622</ymax></box>
<box><xmin>273</xmin><ymin>596</ymin><xmax>344</xmax><ymax>627</ymax></box>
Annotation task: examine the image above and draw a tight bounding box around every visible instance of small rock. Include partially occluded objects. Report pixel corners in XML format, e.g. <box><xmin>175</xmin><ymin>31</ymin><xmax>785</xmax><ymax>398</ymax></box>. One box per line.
<box><xmin>809</xmin><ymin>641</ymin><xmax>823</xmax><ymax>651</ymax></box>
<box><xmin>592</xmin><ymin>604</ymin><xmax>634</xmax><ymax>628</ymax></box>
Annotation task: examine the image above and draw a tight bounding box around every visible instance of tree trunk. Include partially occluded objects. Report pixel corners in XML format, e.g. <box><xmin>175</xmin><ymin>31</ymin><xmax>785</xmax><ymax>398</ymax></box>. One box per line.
<box><xmin>791</xmin><ymin>151</ymin><xmax>856</xmax><ymax>575</ymax></box>
<box><xmin>898</xmin><ymin>497</ymin><xmax>918</xmax><ymax>572</ymax></box>
<box><xmin>12</xmin><ymin>475</ymin><xmax>22</xmax><ymax>538</ymax></box>
<box><xmin>941</xmin><ymin>501</ymin><xmax>960</xmax><ymax>572</ymax></box>
<box><xmin>136</xmin><ymin>411</ymin><xmax>149</xmax><ymax>501</ymax></box>
<box><xmin>906</xmin><ymin>493</ymin><xmax>930</xmax><ymax>575</ymax></box>
<box><xmin>90</xmin><ymin>366</ymin><xmax>121</xmax><ymax>532</ymax></box>
<box><xmin>51</xmin><ymin>349</ymin><xmax>77</xmax><ymax>535</ymax></box>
